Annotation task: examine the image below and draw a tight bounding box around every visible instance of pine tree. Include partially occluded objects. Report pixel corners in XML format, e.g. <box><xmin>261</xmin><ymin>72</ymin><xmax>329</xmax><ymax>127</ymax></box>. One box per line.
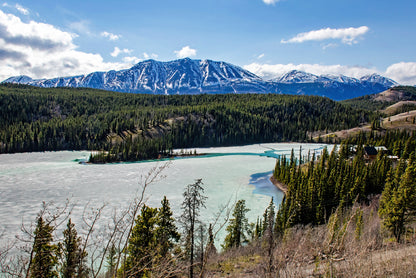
<box><xmin>223</xmin><ymin>200</ymin><xmax>250</xmax><ymax>250</ymax></box>
<box><xmin>60</xmin><ymin>218</ymin><xmax>88</xmax><ymax>278</ymax></box>
<box><xmin>30</xmin><ymin>216</ymin><xmax>58</xmax><ymax>278</ymax></box>
<box><xmin>379</xmin><ymin>160</ymin><xmax>416</xmax><ymax>242</ymax></box>
<box><xmin>180</xmin><ymin>179</ymin><xmax>207</xmax><ymax>278</ymax></box>
<box><xmin>155</xmin><ymin>196</ymin><xmax>180</xmax><ymax>258</ymax></box>
<box><xmin>124</xmin><ymin>205</ymin><xmax>158</xmax><ymax>277</ymax></box>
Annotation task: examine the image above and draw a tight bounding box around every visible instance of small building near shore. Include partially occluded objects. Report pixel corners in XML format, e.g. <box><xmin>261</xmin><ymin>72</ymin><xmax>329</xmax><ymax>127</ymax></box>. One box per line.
<box><xmin>364</xmin><ymin>146</ymin><xmax>378</xmax><ymax>161</ymax></box>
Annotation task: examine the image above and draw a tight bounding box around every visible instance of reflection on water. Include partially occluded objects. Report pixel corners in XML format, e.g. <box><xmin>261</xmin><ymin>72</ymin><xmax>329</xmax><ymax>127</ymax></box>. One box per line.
<box><xmin>250</xmin><ymin>171</ymin><xmax>282</xmax><ymax>205</ymax></box>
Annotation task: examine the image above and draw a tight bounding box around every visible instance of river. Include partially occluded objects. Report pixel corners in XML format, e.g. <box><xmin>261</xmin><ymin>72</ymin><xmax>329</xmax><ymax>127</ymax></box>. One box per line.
<box><xmin>0</xmin><ymin>143</ymin><xmax>329</xmax><ymax>248</ymax></box>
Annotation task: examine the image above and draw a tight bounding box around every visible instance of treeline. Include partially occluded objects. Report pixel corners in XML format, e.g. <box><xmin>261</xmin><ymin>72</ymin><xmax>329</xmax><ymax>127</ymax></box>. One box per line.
<box><xmin>273</xmin><ymin>130</ymin><xmax>416</xmax><ymax>242</ymax></box>
<box><xmin>0</xmin><ymin>84</ymin><xmax>373</xmax><ymax>161</ymax></box>
<box><xmin>344</xmin><ymin>130</ymin><xmax>416</xmax><ymax>159</ymax></box>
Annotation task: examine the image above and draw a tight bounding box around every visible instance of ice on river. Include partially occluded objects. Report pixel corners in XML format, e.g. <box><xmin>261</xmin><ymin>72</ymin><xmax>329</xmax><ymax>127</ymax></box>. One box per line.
<box><xmin>0</xmin><ymin>143</ymin><xmax>330</xmax><ymax>247</ymax></box>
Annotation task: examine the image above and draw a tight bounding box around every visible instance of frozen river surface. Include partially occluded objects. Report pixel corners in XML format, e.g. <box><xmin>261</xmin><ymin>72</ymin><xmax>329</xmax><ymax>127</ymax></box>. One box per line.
<box><xmin>0</xmin><ymin>143</ymin><xmax>328</xmax><ymax>246</ymax></box>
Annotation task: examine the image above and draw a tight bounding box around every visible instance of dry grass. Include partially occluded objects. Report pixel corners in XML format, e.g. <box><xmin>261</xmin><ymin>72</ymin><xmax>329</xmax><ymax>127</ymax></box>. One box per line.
<box><xmin>313</xmin><ymin>110</ymin><xmax>416</xmax><ymax>141</ymax></box>
<box><xmin>203</xmin><ymin>200</ymin><xmax>416</xmax><ymax>278</ymax></box>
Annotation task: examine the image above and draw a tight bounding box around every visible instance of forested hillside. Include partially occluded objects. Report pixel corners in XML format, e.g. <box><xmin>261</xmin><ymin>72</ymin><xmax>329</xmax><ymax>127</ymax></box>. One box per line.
<box><xmin>0</xmin><ymin>84</ymin><xmax>373</xmax><ymax>161</ymax></box>
<box><xmin>274</xmin><ymin>130</ymin><xmax>416</xmax><ymax>239</ymax></box>
<box><xmin>341</xmin><ymin>86</ymin><xmax>416</xmax><ymax>112</ymax></box>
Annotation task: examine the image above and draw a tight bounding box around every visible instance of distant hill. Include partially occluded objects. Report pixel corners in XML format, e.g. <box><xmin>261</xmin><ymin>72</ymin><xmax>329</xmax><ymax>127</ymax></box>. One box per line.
<box><xmin>0</xmin><ymin>84</ymin><xmax>374</xmax><ymax>158</ymax></box>
<box><xmin>2</xmin><ymin>58</ymin><xmax>397</xmax><ymax>100</ymax></box>
<box><xmin>341</xmin><ymin>86</ymin><xmax>416</xmax><ymax>112</ymax></box>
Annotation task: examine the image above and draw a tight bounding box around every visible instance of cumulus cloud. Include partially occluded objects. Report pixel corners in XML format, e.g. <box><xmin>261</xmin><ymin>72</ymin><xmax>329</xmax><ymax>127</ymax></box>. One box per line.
<box><xmin>101</xmin><ymin>31</ymin><xmax>121</xmax><ymax>41</ymax></box>
<box><xmin>243</xmin><ymin>62</ymin><xmax>377</xmax><ymax>80</ymax></box>
<box><xmin>110</xmin><ymin>47</ymin><xmax>132</xmax><ymax>57</ymax></box>
<box><xmin>0</xmin><ymin>8</ymin><xmax>126</xmax><ymax>81</ymax></box>
<box><xmin>385</xmin><ymin>62</ymin><xmax>416</xmax><ymax>85</ymax></box>
<box><xmin>281</xmin><ymin>26</ymin><xmax>369</xmax><ymax>45</ymax></box>
<box><xmin>174</xmin><ymin>46</ymin><xmax>197</xmax><ymax>59</ymax></box>
<box><xmin>263</xmin><ymin>0</ymin><xmax>280</xmax><ymax>4</ymax></box>
<box><xmin>244</xmin><ymin>62</ymin><xmax>416</xmax><ymax>85</ymax></box>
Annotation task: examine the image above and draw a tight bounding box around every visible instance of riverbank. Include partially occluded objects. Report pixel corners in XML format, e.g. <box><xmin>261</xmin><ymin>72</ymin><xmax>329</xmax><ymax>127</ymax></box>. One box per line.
<box><xmin>270</xmin><ymin>175</ymin><xmax>287</xmax><ymax>195</ymax></box>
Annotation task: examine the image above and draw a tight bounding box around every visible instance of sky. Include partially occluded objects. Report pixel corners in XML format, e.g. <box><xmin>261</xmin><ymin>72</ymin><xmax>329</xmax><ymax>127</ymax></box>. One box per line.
<box><xmin>0</xmin><ymin>0</ymin><xmax>415</xmax><ymax>84</ymax></box>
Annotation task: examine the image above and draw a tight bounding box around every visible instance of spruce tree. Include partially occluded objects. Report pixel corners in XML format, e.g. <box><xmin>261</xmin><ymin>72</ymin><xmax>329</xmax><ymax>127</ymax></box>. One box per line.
<box><xmin>379</xmin><ymin>160</ymin><xmax>416</xmax><ymax>242</ymax></box>
<box><xmin>125</xmin><ymin>205</ymin><xmax>158</xmax><ymax>277</ymax></box>
<box><xmin>30</xmin><ymin>216</ymin><xmax>58</xmax><ymax>278</ymax></box>
<box><xmin>60</xmin><ymin>218</ymin><xmax>88</xmax><ymax>278</ymax></box>
<box><xmin>180</xmin><ymin>179</ymin><xmax>207</xmax><ymax>278</ymax></box>
<box><xmin>155</xmin><ymin>196</ymin><xmax>180</xmax><ymax>258</ymax></box>
<box><xmin>223</xmin><ymin>200</ymin><xmax>250</xmax><ymax>250</ymax></box>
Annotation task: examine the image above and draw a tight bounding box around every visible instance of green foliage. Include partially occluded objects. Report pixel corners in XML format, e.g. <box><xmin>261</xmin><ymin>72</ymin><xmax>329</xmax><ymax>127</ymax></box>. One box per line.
<box><xmin>30</xmin><ymin>216</ymin><xmax>58</xmax><ymax>278</ymax></box>
<box><xmin>59</xmin><ymin>219</ymin><xmax>88</xmax><ymax>278</ymax></box>
<box><xmin>379</xmin><ymin>159</ymin><xmax>416</xmax><ymax>242</ymax></box>
<box><xmin>274</xmin><ymin>143</ymin><xmax>393</xmax><ymax>229</ymax></box>
<box><xmin>120</xmin><ymin>196</ymin><xmax>180</xmax><ymax>277</ymax></box>
<box><xmin>341</xmin><ymin>94</ymin><xmax>392</xmax><ymax>111</ymax></box>
<box><xmin>124</xmin><ymin>205</ymin><xmax>158</xmax><ymax>277</ymax></box>
<box><xmin>0</xmin><ymin>84</ymin><xmax>373</xmax><ymax>161</ymax></box>
<box><xmin>223</xmin><ymin>200</ymin><xmax>250</xmax><ymax>250</ymax></box>
<box><xmin>344</xmin><ymin>130</ymin><xmax>416</xmax><ymax>159</ymax></box>
<box><xmin>155</xmin><ymin>196</ymin><xmax>180</xmax><ymax>258</ymax></box>
<box><xmin>341</xmin><ymin>86</ymin><xmax>416</xmax><ymax>112</ymax></box>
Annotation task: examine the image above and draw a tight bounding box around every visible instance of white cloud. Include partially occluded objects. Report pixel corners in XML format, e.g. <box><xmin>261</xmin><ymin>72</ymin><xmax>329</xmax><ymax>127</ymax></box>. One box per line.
<box><xmin>0</xmin><ymin>8</ymin><xmax>127</xmax><ymax>81</ymax></box>
<box><xmin>263</xmin><ymin>0</ymin><xmax>280</xmax><ymax>4</ymax></box>
<box><xmin>15</xmin><ymin>4</ymin><xmax>28</xmax><ymax>15</ymax></box>
<box><xmin>69</xmin><ymin>20</ymin><xmax>91</xmax><ymax>35</ymax></box>
<box><xmin>244</xmin><ymin>62</ymin><xmax>416</xmax><ymax>85</ymax></box>
<box><xmin>322</xmin><ymin>43</ymin><xmax>338</xmax><ymax>50</ymax></box>
<box><xmin>123</xmin><ymin>56</ymin><xmax>142</xmax><ymax>64</ymax></box>
<box><xmin>101</xmin><ymin>31</ymin><xmax>121</xmax><ymax>41</ymax></box>
<box><xmin>385</xmin><ymin>62</ymin><xmax>416</xmax><ymax>85</ymax></box>
<box><xmin>281</xmin><ymin>26</ymin><xmax>369</xmax><ymax>45</ymax></box>
<box><xmin>110</xmin><ymin>47</ymin><xmax>132</xmax><ymax>57</ymax></box>
<box><xmin>2</xmin><ymin>3</ymin><xmax>29</xmax><ymax>15</ymax></box>
<box><xmin>174</xmin><ymin>46</ymin><xmax>197</xmax><ymax>59</ymax></box>
<box><xmin>257</xmin><ymin>53</ymin><xmax>265</xmax><ymax>59</ymax></box>
<box><xmin>143</xmin><ymin>52</ymin><xmax>158</xmax><ymax>59</ymax></box>
<box><xmin>243</xmin><ymin>62</ymin><xmax>377</xmax><ymax>80</ymax></box>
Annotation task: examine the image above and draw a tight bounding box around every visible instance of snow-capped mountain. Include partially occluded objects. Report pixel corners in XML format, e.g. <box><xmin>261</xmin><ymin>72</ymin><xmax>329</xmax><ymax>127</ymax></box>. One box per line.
<box><xmin>359</xmin><ymin>74</ymin><xmax>397</xmax><ymax>87</ymax></box>
<box><xmin>275</xmin><ymin>70</ymin><xmax>319</xmax><ymax>84</ymax></box>
<box><xmin>3</xmin><ymin>58</ymin><xmax>268</xmax><ymax>95</ymax></box>
<box><xmin>2</xmin><ymin>59</ymin><xmax>398</xmax><ymax>100</ymax></box>
<box><xmin>269</xmin><ymin>70</ymin><xmax>398</xmax><ymax>99</ymax></box>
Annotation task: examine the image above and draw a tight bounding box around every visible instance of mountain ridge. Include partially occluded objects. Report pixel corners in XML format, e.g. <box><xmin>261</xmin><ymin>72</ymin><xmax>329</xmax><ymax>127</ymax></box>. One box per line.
<box><xmin>2</xmin><ymin>58</ymin><xmax>398</xmax><ymax>100</ymax></box>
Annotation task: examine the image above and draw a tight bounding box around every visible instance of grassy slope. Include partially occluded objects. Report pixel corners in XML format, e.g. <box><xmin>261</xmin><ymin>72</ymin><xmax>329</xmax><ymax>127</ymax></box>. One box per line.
<box><xmin>204</xmin><ymin>200</ymin><xmax>416</xmax><ymax>277</ymax></box>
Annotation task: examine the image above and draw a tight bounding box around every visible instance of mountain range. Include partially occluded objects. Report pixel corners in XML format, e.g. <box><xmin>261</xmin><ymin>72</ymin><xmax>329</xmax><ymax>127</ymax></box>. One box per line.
<box><xmin>2</xmin><ymin>58</ymin><xmax>398</xmax><ymax>100</ymax></box>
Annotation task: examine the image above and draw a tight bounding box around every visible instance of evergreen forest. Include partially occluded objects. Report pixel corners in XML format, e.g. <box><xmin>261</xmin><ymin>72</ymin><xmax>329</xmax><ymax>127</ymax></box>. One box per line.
<box><xmin>0</xmin><ymin>84</ymin><xmax>373</xmax><ymax>162</ymax></box>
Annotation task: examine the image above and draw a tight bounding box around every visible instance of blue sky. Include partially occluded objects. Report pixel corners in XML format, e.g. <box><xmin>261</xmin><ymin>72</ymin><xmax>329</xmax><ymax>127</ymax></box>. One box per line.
<box><xmin>1</xmin><ymin>0</ymin><xmax>415</xmax><ymax>84</ymax></box>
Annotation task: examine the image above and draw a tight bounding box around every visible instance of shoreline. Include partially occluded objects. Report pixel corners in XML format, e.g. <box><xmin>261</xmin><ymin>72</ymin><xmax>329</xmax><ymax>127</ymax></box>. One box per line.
<box><xmin>270</xmin><ymin>175</ymin><xmax>287</xmax><ymax>195</ymax></box>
